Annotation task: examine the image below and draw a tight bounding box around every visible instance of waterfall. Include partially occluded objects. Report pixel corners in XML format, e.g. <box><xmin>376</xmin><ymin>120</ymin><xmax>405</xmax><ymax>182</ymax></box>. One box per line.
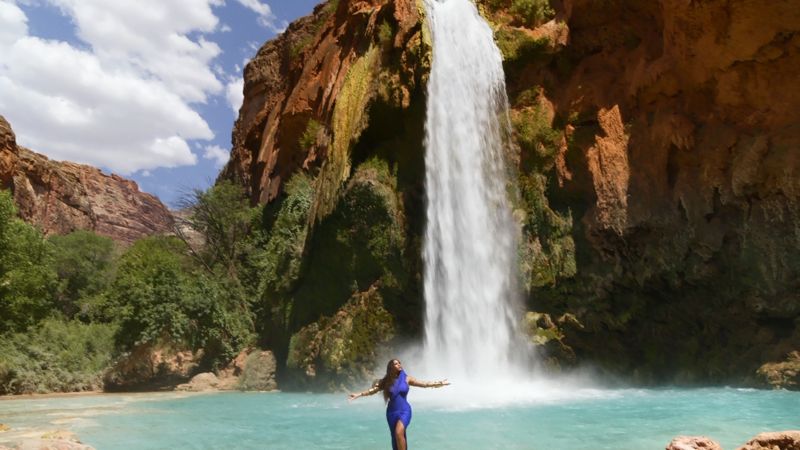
<box><xmin>420</xmin><ymin>0</ymin><xmax>521</xmax><ymax>381</ymax></box>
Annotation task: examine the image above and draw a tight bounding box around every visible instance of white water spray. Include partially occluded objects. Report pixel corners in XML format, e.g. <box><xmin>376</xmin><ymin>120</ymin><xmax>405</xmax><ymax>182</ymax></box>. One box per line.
<box><xmin>419</xmin><ymin>0</ymin><xmax>522</xmax><ymax>381</ymax></box>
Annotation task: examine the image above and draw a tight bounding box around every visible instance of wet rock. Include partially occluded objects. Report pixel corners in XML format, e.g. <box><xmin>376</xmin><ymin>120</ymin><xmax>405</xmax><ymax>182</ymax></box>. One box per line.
<box><xmin>103</xmin><ymin>342</ymin><xmax>201</xmax><ymax>391</ymax></box>
<box><xmin>176</xmin><ymin>372</ymin><xmax>220</xmax><ymax>392</ymax></box>
<box><xmin>4</xmin><ymin>430</ymin><xmax>97</xmax><ymax>450</ymax></box>
<box><xmin>666</xmin><ymin>436</ymin><xmax>722</xmax><ymax>450</ymax></box>
<box><xmin>756</xmin><ymin>351</ymin><xmax>800</xmax><ymax>390</ymax></box>
<box><xmin>522</xmin><ymin>311</ymin><xmax>582</xmax><ymax>371</ymax></box>
<box><xmin>236</xmin><ymin>350</ymin><xmax>278</xmax><ymax>391</ymax></box>
<box><xmin>736</xmin><ymin>431</ymin><xmax>800</xmax><ymax>450</ymax></box>
<box><xmin>287</xmin><ymin>285</ymin><xmax>394</xmax><ymax>390</ymax></box>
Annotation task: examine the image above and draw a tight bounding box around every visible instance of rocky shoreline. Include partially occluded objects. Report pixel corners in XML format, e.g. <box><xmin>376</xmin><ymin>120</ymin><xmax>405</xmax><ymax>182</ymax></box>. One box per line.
<box><xmin>667</xmin><ymin>431</ymin><xmax>800</xmax><ymax>450</ymax></box>
<box><xmin>1</xmin><ymin>424</ymin><xmax>798</xmax><ymax>450</ymax></box>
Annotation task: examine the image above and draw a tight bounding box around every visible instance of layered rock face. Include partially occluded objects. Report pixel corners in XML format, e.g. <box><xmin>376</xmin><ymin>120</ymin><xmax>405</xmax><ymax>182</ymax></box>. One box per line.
<box><xmin>0</xmin><ymin>115</ymin><xmax>173</xmax><ymax>243</ymax></box>
<box><xmin>228</xmin><ymin>0</ymin><xmax>799</xmax><ymax>386</ymax></box>
<box><xmin>220</xmin><ymin>0</ymin><xmax>427</xmax><ymax>210</ymax></box>
<box><xmin>484</xmin><ymin>0</ymin><xmax>800</xmax><ymax>383</ymax></box>
<box><xmin>219</xmin><ymin>0</ymin><xmax>428</xmax><ymax>387</ymax></box>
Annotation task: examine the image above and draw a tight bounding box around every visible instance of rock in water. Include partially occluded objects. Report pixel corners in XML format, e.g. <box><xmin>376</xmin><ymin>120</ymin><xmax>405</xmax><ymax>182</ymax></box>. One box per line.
<box><xmin>736</xmin><ymin>431</ymin><xmax>800</xmax><ymax>450</ymax></box>
<box><xmin>666</xmin><ymin>436</ymin><xmax>722</xmax><ymax>450</ymax></box>
<box><xmin>756</xmin><ymin>351</ymin><xmax>800</xmax><ymax>390</ymax></box>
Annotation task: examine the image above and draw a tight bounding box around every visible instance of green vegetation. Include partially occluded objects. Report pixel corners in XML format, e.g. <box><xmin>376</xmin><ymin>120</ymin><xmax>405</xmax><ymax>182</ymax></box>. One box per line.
<box><xmin>299</xmin><ymin>119</ymin><xmax>322</xmax><ymax>150</ymax></box>
<box><xmin>49</xmin><ymin>230</ymin><xmax>117</xmax><ymax>320</ymax></box>
<box><xmin>510</xmin><ymin>0</ymin><xmax>554</xmax><ymax>27</ymax></box>
<box><xmin>0</xmin><ymin>190</ymin><xmax>57</xmax><ymax>334</ymax></box>
<box><xmin>507</xmin><ymin>90</ymin><xmax>577</xmax><ymax>289</ymax></box>
<box><xmin>287</xmin><ymin>287</ymin><xmax>395</xmax><ymax>389</ymax></box>
<box><xmin>289</xmin><ymin>0</ymin><xmax>339</xmax><ymax>58</ymax></box>
<box><xmin>484</xmin><ymin>0</ymin><xmax>555</xmax><ymax>27</ymax></box>
<box><xmin>0</xmin><ymin>181</ymin><xmax>268</xmax><ymax>394</ymax></box>
<box><xmin>314</xmin><ymin>45</ymin><xmax>379</xmax><ymax>221</ymax></box>
<box><xmin>0</xmin><ymin>319</ymin><xmax>115</xmax><ymax>394</ymax></box>
<box><xmin>378</xmin><ymin>21</ymin><xmax>393</xmax><ymax>46</ymax></box>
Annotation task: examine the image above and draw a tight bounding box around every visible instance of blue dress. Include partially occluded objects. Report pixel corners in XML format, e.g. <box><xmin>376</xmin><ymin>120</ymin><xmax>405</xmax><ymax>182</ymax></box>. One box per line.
<box><xmin>386</xmin><ymin>370</ymin><xmax>412</xmax><ymax>450</ymax></box>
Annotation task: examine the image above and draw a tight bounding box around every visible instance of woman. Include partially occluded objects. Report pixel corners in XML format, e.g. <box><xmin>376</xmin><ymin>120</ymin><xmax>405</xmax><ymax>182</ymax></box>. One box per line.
<box><xmin>348</xmin><ymin>359</ymin><xmax>449</xmax><ymax>450</ymax></box>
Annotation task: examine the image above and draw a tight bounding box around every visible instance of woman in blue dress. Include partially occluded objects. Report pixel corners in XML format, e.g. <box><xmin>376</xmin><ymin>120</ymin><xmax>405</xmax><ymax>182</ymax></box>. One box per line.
<box><xmin>349</xmin><ymin>359</ymin><xmax>449</xmax><ymax>450</ymax></box>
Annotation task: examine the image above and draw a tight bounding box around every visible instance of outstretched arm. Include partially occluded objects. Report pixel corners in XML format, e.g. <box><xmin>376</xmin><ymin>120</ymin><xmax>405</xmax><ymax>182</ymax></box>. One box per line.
<box><xmin>348</xmin><ymin>381</ymin><xmax>381</xmax><ymax>401</ymax></box>
<box><xmin>407</xmin><ymin>376</ymin><xmax>450</xmax><ymax>388</ymax></box>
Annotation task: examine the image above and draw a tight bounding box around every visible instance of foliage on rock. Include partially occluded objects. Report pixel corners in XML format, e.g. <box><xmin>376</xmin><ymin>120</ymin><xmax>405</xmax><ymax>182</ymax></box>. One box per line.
<box><xmin>286</xmin><ymin>286</ymin><xmax>395</xmax><ymax>389</ymax></box>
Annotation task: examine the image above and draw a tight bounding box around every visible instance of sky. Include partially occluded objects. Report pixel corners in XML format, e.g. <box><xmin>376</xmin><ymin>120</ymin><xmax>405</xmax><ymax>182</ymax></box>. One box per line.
<box><xmin>0</xmin><ymin>0</ymin><xmax>320</xmax><ymax>207</ymax></box>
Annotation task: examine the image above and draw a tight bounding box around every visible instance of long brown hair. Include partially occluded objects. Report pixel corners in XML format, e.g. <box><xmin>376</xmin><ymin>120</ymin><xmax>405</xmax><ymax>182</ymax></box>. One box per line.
<box><xmin>376</xmin><ymin>359</ymin><xmax>400</xmax><ymax>402</ymax></box>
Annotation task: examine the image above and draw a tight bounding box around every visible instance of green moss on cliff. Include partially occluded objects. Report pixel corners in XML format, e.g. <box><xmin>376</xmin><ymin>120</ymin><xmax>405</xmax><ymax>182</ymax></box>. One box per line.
<box><xmin>510</xmin><ymin>89</ymin><xmax>577</xmax><ymax>289</ymax></box>
<box><xmin>495</xmin><ymin>28</ymin><xmax>550</xmax><ymax>64</ymax></box>
<box><xmin>258</xmin><ymin>172</ymin><xmax>315</xmax><ymax>295</ymax></box>
<box><xmin>313</xmin><ymin>46</ymin><xmax>380</xmax><ymax>222</ymax></box>
<box><xmin>481</xmin><ymin>0</ymin><xmax>555</xmax><ymax>28</ymax></box>
<box><xmin>293</xmin><ymin>157</ymin><xmax>408</xmax><ymax>329</ymax></box>
<box><xmin>289</xmin><ymin>0</ymin><xmax>339</xmax><ymax>58</ymax></box>
<box><xmin>286</xmin><ymin>286</ymin><xmax>394</xmax><ymax>389</ymax></box>
<box><xmin>299</xmin><ymin>119</ymin><xmax>322</xmax><ymax>150</ymax></box>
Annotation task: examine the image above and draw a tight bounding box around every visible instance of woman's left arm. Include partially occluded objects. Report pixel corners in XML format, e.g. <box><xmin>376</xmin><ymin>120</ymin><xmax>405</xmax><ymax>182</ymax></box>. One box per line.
<box><xmin>407</xmin><ymin>376</ymin><xmax>450</xmax><ymax>388</ymax></box>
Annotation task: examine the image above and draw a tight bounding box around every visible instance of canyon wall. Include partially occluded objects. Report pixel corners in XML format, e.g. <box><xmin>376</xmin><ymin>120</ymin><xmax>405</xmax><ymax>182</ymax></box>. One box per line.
<box><xmin>0</xmin><ymin>115</ymin><xmax>174</xmax><ymax>244</ymax></box>
<box><xmin>224</xmin><ymin>0</ymin><xmax>800</xmax><ymax>387</ymax></box>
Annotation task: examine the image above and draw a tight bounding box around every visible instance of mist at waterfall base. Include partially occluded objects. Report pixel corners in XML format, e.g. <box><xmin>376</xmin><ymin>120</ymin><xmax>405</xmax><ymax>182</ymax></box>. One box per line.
<box><xmin>396</xmin><ymin>0</ymin><xmax>562</xmax><ymax>408</ymax></box>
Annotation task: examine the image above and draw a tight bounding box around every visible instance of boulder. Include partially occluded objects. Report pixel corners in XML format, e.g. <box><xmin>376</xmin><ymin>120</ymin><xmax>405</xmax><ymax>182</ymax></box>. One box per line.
<box><xmin>175</xmin><ymin>372</ymin><xmax>220</xmax><ymax>392</ymax></box>
<box><xmin>103</xmin><ymin>342</ymin><xmax>201</xmax><ymax>391</ymax></box>
<box><xmin>666</xmin><ymin>436</ymin><xmax>722</xmax><ymax>450</ymax></box>
<box><xmin>756</xmin><ymin>351</ymin><xmax>800</xmax><ymax>390</ymax></box>
<box><xmin>287</xmin><ymin>285</ymin><xmax>395</xmax><ymax>389</ymax></box>
<box><xmin>237</xmin><ymin>350</ymin><xmax>278</xmax><ymax>391</ymax></box>
<box><xmin>736</xmin><ymin>431</ymin><xmax>800</xmax><ymax>450</ymax></box>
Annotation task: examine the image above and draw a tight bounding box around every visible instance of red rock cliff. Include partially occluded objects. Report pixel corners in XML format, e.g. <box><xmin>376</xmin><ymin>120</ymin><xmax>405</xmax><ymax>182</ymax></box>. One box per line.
<box><xmin>483</xmin><ymin>0</ymin><xmax>800</xmax><ymax>382</ymax></box>
<box><xmin>225</xmin><ymin>0</ymin><xmax>800</xmax><ymax>385</ymax></box>
<box><xmin>219</xmin><ymin>0</ymin><xmax>428</xmax><ymax>216</ymax></box>
<box><xmin>0</xmin><ymin>115</ymin><xmax>174</xmax><ymax>244</ymax></box>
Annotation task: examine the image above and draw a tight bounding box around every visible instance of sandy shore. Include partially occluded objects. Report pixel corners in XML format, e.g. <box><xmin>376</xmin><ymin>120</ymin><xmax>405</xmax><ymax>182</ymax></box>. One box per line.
<box><xmin>0</xmin><ymin>391</ymin><xmax>104</xmax><ymax>402</ymax></box>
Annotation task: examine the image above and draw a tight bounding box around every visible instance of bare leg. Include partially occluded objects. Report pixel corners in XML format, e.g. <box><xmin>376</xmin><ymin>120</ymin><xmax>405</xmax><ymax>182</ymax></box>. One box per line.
<box><xmin>394</xmin><ymin>420</ymin><xmax>407</xmax><ymax>450</ymax></box>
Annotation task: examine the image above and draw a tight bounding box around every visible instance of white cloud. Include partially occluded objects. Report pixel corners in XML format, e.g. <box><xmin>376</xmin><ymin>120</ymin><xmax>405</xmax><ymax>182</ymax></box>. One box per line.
<box><xmin>225</xmin><ymin>77</ymin><xmax>244</xmax><ymax>115</ymax></box>
<box><xmin>0</xmin><ymin>0</ymin><xmax>226</xmax><ymax>174</ymax></box>
<box><xmin>203</xmin><ymin>144</ymin><xmax>229</xmax><ymax>167</ymax></box>
<box><xmin>235</xmin><ymin>0</ymin><xmax>283</xmax><ymax>32</ymax></box>
<box><xmin>0</xmin><ymin>1</ymin><xmax>27</xmax><ymax>47</ymax></box>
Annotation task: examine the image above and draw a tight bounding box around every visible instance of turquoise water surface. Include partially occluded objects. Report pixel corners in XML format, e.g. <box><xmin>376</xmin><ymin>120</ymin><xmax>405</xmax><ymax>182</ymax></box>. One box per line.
<box><xmin>1</xmin><ymin>387</ymin><xmax>798</xmax><ymax>449</ymax></box>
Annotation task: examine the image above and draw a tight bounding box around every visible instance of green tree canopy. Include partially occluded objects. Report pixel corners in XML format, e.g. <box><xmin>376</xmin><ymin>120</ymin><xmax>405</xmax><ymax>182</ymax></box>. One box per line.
<box><xmin>49</xmin><ymin>230</ymin><xmax>117</xmax><ymax>320</ymax></box>
<box><xmin>0</xmin><ymin>190</ymin><xmax>57</xmax><ymax>334</ymax></box>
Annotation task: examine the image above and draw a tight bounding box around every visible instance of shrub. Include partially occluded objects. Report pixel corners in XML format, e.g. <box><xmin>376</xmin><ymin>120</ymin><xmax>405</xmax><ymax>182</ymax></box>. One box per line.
<box><xmin>0</xmin><ymin>318</ymin><xmax>116</xmax><ymax>394</ymax></box>
<box><xmin>299</xmin><ymin>119</ymin><xmax>322</xmax><ymax>150</ymax></box>
<box><xmin>510</xmin><ymin>0</ymin><xmax>555</xmax><ymax>27</ymax></box>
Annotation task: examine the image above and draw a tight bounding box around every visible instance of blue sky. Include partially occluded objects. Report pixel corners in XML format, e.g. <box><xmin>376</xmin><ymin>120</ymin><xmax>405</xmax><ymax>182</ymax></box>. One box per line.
<box><xmin>0</xmin><ymin>0</ymin><xmax>320</xmax><ymax>207</ymax></box>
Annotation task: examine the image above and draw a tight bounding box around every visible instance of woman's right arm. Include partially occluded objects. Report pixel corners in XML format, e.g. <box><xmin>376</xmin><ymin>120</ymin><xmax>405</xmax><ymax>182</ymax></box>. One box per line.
<box><xmin>348</xmin><ymin>381</ymin><xmax>380</xmax><ymax>401</ymax></box>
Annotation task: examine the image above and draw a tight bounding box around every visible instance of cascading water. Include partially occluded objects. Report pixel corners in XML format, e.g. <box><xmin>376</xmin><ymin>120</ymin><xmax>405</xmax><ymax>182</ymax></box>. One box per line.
<box><xmin>420</xmin><ymin>0</ymin><xmax>522</xmax><ymax>381</ymax></box>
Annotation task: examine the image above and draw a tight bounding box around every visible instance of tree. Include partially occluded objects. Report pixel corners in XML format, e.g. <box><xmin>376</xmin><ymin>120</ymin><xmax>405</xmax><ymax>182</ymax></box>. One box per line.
<box><xmin>0</xmin><ymin>190</ymin><xmax>57</xmax><ymax>334</ymax></box>
<box><xmin>175</xmin><ymin>181</ymin><xmax>256</xmax><ymax>278</ymax></box>
<box><xmin>49</xmin><ymin>230</ymin><xmax>117</xmax><ymax>320</ymax></box>
<box><xmin>109</xmin><ymin>235</ymin><xmax>254</xmax><ymax>367</ymax></box>
<box><xmin>109</xmin><ymin>236</ymin><xmax>198</xmax><ymax>348</ymax></box>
